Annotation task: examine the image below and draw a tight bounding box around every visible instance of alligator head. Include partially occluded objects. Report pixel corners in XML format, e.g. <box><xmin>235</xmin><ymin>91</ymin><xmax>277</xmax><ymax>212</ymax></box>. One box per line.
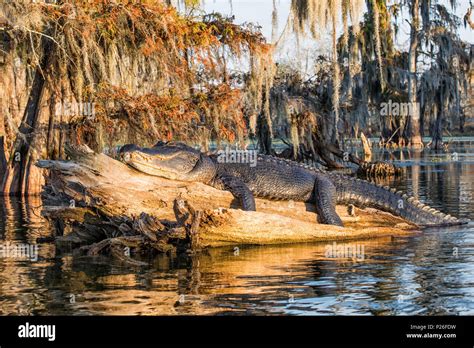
<box><xmin>119</xmin><ymin>142</ymin><xmax>206</xmax><ymax>181</ymax></box>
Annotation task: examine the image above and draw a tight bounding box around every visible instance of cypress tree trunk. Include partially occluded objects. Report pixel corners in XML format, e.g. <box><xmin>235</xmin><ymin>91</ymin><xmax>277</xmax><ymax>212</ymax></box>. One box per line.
<box><xmin>331</xmin><ymin>10</ymin><xmax>340</xmax><ymax>144</ymax></box>
<box><xmin>1</xmin><ymin>38</ymin><xmax>51</xmax><ymax>195</ymax></box>
<box><xmin>431</xmin><ymin>80</ymin><xmax>446</xmax><ymax>150</ymax></box>
<box><xmin>406</xmin><ymin>0</ymin><xmax>423</xmax><ymax>148</ymax></box>
<box><xmin>257</xmin><ymin>111</ymin><xmax>273</xmax><ymax>155</ymax></box>
<box><xmin>0</xmin><ymin>136</ymin><xmax>6</xmax><ymax>176</ymax></box>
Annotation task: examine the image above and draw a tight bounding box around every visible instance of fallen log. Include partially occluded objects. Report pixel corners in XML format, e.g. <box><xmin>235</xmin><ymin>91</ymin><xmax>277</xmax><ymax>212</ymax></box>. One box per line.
<box><xmin>36</xmin><ymin>145</ymin><xmax>419</xmax><ymax>259</ymax></box>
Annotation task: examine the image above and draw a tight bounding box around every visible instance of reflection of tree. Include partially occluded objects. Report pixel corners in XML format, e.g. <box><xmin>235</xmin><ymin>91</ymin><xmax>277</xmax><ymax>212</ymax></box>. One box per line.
<box><xmin>0</xmin><ymin>196</ymin><xmax>53</xmax><ymax>315</ymax></box>
<box><xmin>411</xmin><ymin>150</ymin><xmax>421</xmax><ymax>200</ymax></box>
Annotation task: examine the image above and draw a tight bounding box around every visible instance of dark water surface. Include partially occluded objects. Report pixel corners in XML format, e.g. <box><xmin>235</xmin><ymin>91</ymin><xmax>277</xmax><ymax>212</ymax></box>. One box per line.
<box><xmin>1</xmin><ymin>142</ymin><xmax>473</xmax><ymax>315</ymax></box>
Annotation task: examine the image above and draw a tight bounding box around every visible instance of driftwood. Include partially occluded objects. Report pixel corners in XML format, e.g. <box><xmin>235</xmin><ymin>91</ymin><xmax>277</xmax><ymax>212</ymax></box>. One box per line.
<box><xmin>36</xmin><ymin>145</ymin><xmax>419</xmax><ymax>262</ymax></box>
<box><xmin>360</xmin><ymin>132</ymin><xmax>372</xmax><ymax>161</ymax></box>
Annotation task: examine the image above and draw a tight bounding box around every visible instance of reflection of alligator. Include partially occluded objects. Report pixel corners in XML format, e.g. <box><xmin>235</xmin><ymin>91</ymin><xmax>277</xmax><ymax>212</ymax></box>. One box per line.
<box><xmin>119</xmin><ymin>142</ymin><xmax>468</xmax><ymax>228</ymax></box>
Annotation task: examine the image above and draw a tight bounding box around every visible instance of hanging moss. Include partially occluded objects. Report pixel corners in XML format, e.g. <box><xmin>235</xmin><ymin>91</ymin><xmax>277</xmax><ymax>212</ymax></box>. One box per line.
<box><xmin>0</xmin><ymin>0</ymin><xmax>274</xmax><ymax>153</ymax></box>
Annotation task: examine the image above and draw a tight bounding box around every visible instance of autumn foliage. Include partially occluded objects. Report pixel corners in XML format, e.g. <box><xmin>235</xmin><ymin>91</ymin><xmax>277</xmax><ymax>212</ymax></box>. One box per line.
<box><xmin>1</xmin><ymin>0</ymin><xmax>272</xmax><ymax>154</ymax></box>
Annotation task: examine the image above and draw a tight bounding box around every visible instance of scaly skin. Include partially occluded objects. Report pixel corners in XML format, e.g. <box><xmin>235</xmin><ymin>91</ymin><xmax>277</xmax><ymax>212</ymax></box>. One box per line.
<box><xmin>119</xmin><ymin>142</ymin><xmax>468</xmax><ymax>228</ymax></box>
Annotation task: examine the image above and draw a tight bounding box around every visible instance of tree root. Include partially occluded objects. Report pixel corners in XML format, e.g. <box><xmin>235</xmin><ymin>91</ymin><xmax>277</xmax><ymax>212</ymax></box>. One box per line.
<box><xmin>46</xmin><ymin>197</ymin><xmax>204</xmax><ymax>266</ymax></box>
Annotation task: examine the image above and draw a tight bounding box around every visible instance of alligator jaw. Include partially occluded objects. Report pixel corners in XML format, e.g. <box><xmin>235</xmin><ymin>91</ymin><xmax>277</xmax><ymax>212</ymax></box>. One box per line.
<box><xmin>122</xmin><ymin>151</ymin><xmax>180</xmax><ymax>179</ymax></box>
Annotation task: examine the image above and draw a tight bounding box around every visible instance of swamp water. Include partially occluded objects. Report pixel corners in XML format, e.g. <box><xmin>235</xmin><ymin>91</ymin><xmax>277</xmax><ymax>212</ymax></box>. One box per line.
<box><xmin>0</xmin><ymin>142</ymin><xmax>473</xmax><ymax>315</ymax></box>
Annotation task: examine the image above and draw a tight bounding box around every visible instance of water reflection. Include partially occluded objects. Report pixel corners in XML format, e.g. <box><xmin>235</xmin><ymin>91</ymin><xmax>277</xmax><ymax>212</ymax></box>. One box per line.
<box><xmin>0</xmin><ymin>144</ymin><xmax>473</xmax><ymax>315</ymax></box>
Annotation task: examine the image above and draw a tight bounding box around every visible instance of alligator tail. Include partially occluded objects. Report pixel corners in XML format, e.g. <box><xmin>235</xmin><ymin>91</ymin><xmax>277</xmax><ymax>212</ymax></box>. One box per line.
<box><xmin>329</xmin><ymin>174</ymin><xmax>468</xmax><ymax>227</ymax></box>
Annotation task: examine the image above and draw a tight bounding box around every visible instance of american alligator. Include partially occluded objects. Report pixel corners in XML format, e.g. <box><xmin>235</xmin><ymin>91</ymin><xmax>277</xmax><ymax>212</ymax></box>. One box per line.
<box><xmin>119</xmin><ymin>142</ymin><xmax>468</xmax><ymax>228</ymax></box>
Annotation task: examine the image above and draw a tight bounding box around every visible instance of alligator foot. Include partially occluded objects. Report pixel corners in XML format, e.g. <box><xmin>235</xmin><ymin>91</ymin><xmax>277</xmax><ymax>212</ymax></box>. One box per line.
<box><xmin>313</xmin><ymin>174</ymin><xmax>344</xmax><ymax>227</ymax></box>
<box><xmin>212</xmin><ymin>174</ymin><xmax>256</xmax><ymax>211</ymax></box>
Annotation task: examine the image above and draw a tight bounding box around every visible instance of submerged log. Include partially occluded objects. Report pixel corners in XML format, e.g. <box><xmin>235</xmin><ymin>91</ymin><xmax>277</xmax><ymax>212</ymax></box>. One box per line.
<box><xmin>36</xmin><ymin>145</ymin><xmax>418</xmax><ymax>257</ymax></box>
<box><xmin>357</xmin><ymin>161</ymin><xmax>403</xmax><ymax>178</ymax></box>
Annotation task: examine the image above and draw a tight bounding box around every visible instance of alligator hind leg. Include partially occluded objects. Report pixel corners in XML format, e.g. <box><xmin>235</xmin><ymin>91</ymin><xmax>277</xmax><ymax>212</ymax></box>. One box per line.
<box><xmin>212</xmin><ymin>174</ymin><xmax>256</xmax><ymax>211</ymax></box>
<box><xmin>313</xmin><ymin>174</ymin><xmax>344</xmax><ymax>227</ymax></box>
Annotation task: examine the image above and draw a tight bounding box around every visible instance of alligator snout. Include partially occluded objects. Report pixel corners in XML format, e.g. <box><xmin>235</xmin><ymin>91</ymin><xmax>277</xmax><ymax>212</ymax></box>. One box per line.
<box><xmin>121</xmin><ymin>151</ymin><xmax>150</xmax><ymax>164</ymax></box>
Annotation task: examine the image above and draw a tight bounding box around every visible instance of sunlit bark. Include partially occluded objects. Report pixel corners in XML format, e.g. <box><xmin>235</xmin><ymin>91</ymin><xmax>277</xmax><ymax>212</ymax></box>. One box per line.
<box><xmin>407</xmin><ymin>0</ymin><xmax>424</xmax><ymax>148</ymax></box>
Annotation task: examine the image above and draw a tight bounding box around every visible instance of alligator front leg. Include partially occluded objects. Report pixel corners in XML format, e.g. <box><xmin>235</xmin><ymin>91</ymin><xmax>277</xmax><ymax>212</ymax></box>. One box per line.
<box><xmin>313</xmin><ymin>174</ymin><xmax>344</xmax><ymax>227</ymax></box>
<box><xmin>212</xmin><ymin>174</ymin><xmax>256</xmax><ymax>211</ymax></box>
